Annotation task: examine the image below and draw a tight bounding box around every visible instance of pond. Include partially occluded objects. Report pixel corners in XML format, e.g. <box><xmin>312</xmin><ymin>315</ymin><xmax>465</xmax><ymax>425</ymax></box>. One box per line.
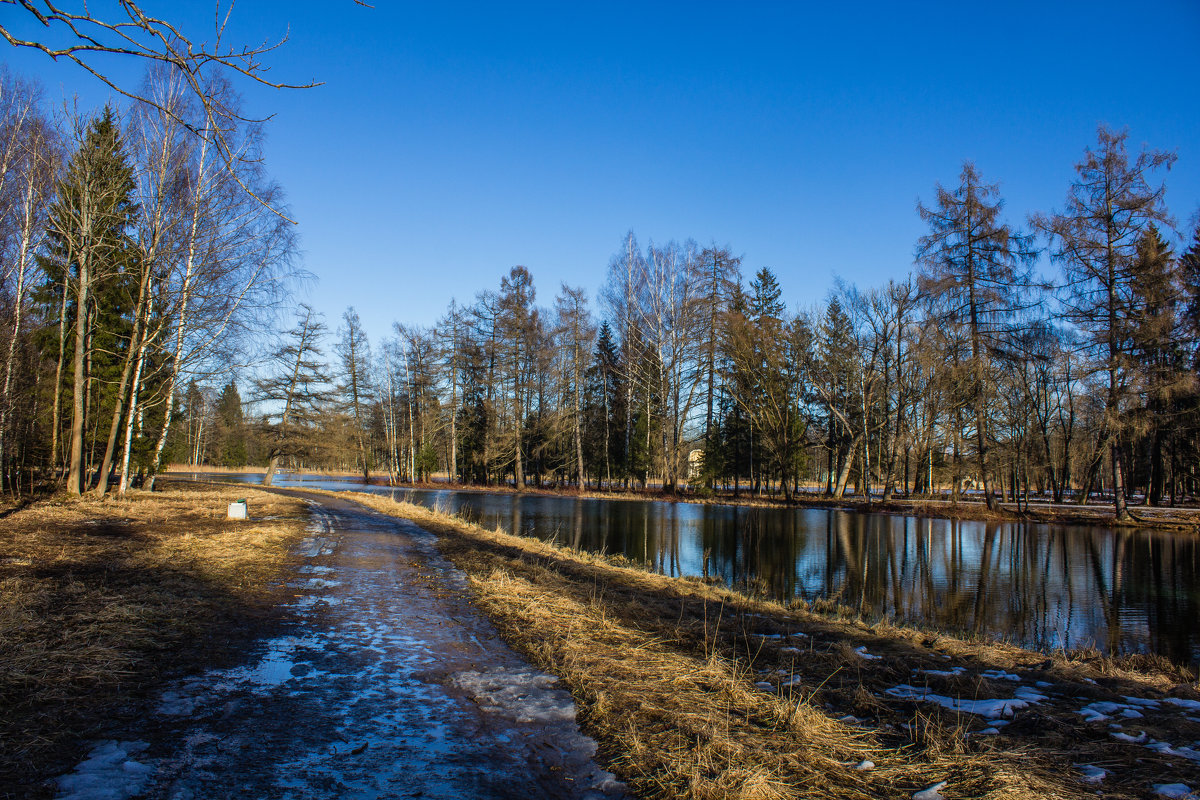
<box><xmin>195</xmin><ymin>473</ymin><xmax>1200</xmax><ymax>668</ymax></box>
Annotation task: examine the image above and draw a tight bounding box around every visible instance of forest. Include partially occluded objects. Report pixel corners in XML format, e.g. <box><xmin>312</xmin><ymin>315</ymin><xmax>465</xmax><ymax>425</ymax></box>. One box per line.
<box><xmin>1</xmin><ymin>64</ymin><xmax>1198</xmax><ymax>523</ymax></box>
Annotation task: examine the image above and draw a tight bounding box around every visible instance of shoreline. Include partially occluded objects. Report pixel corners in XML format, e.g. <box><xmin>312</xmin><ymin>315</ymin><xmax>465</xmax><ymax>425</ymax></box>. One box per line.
<box><xmin>169</xmin><ymin>467</ymin><xmax>1200</xmax><ymax>531</ymax></box>
<box><xmin>318</xmin><ymin>488</ymin><xmax>1200</xmax><ymax>800</ymax></box>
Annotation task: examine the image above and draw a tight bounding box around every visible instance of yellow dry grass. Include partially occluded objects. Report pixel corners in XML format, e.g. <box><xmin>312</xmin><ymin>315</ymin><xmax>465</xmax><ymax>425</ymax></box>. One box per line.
<box><xmin>0</xmin><ymin>484</ymin><xmax>309</xmax><ymax>796</ymax></box>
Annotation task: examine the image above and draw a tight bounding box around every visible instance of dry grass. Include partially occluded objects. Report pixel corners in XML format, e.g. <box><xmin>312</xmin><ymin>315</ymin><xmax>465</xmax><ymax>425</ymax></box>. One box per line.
<box><xmin>0</xmin><ymin>484</ymin><xmax>309</xmax><ymax>798</ymax></box>
<box><xmin>332</xmin><ymin>491</ymin><xmax>1144</xmax><ymax>800</ymax></box>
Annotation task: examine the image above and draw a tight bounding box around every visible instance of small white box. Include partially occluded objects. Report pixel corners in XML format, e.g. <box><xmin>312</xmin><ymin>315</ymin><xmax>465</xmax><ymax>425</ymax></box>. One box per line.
<box><xmin>227</xmin><ymin>501</ymin><xmax>248</xmax><ymax>519</ymax></box>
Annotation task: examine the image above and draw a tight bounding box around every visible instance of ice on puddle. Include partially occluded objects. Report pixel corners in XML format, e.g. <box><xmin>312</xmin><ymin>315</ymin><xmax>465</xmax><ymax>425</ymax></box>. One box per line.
<box><xmin>913</xmin><ymin>780</ymin><xmax>948</xmax><ymax>800</ymax></box>
<box><xmin>453</xmin><ymin>667</ymin><xmax>577</xmax><ymax>724</ymax></box>
<box><xmin>886</xmin><ymin>684</ymin><xmax>1044</xmax><ymax>718</ymax></box>
<box><xmin>1152</xmin><ymin>784</ymin><xmax>1196</xmax><ymax>799</ymax></box>
<box><xmin>56</xmin><ymin>740</ymin><xmax>153</xmax><ymax>800</ymax></box>
<box><xmin>1075</xmin><ymin>764</ymin><xmax>1106</xmax><ymax>783</ymax></box>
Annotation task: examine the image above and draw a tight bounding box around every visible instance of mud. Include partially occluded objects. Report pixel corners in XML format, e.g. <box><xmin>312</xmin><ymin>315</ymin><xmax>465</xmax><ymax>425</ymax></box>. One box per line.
<box><xmin>55</xmin><ymin>492</ymin><xmax>627</xmax><ymax>800</ymax></box>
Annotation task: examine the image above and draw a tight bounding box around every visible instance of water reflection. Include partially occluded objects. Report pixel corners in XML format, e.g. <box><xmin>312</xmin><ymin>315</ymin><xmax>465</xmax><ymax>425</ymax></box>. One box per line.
<box><xmin>198</xmin><ymin>473</ymin><xmax>1199</xmax><ymax>667</ymax></box>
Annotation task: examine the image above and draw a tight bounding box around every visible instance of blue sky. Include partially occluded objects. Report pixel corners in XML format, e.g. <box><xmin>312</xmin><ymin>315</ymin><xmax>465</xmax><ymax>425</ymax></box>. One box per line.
<box><xmin>5</xmin><ymin>1</ymin><xmax>1200</xmax><ymax>347</ymax></box>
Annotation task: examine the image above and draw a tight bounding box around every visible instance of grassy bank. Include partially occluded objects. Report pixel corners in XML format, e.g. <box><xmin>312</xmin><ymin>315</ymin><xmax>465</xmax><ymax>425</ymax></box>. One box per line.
<box><xmin>0</xmin><ymin>485</ymin><xmax>310</xmax><ymax>798</ymax></box>
<box><xmin>333</xmin><ymin>490</ymin><xmax>1200</xmax><ymax>800</ymax></box>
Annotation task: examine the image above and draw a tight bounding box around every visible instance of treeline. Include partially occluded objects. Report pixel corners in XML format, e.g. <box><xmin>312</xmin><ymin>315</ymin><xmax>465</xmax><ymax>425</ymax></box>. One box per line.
<box><xmin>193</xmin><ymin>127</ymin><xmax>1198</xmax><ymax>521</ymax></box>
<box><xmin>0</xmin><ymin>65</ymin><xmax>294</xmax><ymax>495</ymax></box>
<box><xmin>8</xmin><ymin>83</ymin><xmax>1199</xmax><ymax>519</ymax></box>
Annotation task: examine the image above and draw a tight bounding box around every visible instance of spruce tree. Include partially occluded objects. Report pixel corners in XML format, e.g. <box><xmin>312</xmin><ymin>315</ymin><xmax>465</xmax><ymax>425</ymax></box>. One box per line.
<box><xmin>40</xmin><ymin>107</ymin><xmax>138</xmax><ymax>493</ymax></box>
<box><xmin>215</xmin><ymin>380</ymin><xmax>247</xmax><ymax>467</ymax></box>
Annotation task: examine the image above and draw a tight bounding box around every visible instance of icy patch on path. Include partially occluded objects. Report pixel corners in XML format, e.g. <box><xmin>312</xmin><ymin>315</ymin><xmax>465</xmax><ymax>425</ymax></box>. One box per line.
<box><xmin>56</xmin><ymin>741</ymin><xmax>152</xmax><ymax>800</ymax></box>
<box><xmin>54</xmin><ymin>494</ymin><xmax>627</xmax><ymax>800</ymax></box>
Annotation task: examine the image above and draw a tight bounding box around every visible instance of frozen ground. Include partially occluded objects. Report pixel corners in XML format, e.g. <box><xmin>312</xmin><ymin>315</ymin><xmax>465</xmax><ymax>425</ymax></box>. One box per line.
<box><xmin>56</xmin><ymin>492</ymin><xmax>628</xmax><ymax>800</ymax></box>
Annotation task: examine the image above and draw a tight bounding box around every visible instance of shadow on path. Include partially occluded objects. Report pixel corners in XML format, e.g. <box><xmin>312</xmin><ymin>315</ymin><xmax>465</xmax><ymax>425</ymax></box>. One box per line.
<box><xmin>55</xmin><ymin>490</ymin><xmax>627</xmax><ymax>800</ymax></box>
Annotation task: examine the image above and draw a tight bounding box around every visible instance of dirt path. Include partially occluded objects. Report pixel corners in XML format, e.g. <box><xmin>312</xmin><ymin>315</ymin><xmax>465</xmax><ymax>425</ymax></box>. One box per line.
<box><xmin>54</xmin><ymin>491</ymin><xmax>628</xmax><ymax>800</ymax></box>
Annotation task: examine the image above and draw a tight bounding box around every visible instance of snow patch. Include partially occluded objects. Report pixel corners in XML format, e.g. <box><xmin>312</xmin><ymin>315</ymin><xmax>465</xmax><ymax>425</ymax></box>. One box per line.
<box><xmin>453</xmin><ymin>668</ymin><xmax>577</xmax><ymax>724</ymax></box>
<box><xmin>885</xmin><ymin>684</ymin><xmax>1043</xmax><ymax>718</ymax></box>
<box><xmin>1166</xmin><ymin>698</ymin><xmax>1200</xmax><ymax>711</ymax></box>
<box><xmin>1075</xmin><ymin>764</ymin><xmax>1106</xmax><ymax>784</ymax></box>
<box><xmin>1152</xmin><ymin>784</ymin><xmax>1196</xmax><ymax>799</ymax></box>
<box><xmin>1147</xmin><ymin>741</ymin><xmax>1200</xmax><ymax>763</ymax></box>
<box><xmin>921</xmin><ymin>666</ymin><xmax>966</xmax><ymax>677</ymax></box>
<box><xmin>1079</xmin><ymin>700</ymin><xmax>1145</xmax><ymax>722</ymax></box>
<box><xmin>913</xmin><ymin>780</ymin><xmax>947</xmax><ymax>800</ymax></box>
<box><xmin>56</xmin><ymin>741</ymin><xmax>153</xmax><ymax>800</ymax></box>
<box><xmin>853</xmin><ymin>646</ymin><xmax>881</xmax><ymax>661</ymax></box>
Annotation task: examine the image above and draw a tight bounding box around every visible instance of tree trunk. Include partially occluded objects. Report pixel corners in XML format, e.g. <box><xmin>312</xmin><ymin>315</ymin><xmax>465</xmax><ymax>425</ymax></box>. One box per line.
<box><xmin>67</xmin><ymin>259</ymin><xmax>90</xmax><ymax>495</ymax></box>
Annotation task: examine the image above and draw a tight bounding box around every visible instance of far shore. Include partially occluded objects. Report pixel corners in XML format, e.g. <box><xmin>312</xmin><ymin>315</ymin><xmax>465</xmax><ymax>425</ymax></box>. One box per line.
<box><xmin>169</xmin><ymin>465</ymin><xmax>1200</xmax><ymax>531</ymax></box>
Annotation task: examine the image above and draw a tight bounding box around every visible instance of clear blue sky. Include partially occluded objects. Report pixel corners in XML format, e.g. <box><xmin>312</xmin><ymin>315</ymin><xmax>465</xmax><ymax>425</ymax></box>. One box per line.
<box><xmin>5</xmin><ymin>1</ymin><xmax>1200</xmax><ymax>348</ymax></box>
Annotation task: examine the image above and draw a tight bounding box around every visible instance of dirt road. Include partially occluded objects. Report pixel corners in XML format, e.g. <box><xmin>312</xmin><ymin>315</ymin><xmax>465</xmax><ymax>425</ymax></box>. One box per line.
<box><xmin>54</xmin><ymin>491</ymin><xmax>628</xmax><ymax>800</ymax></box>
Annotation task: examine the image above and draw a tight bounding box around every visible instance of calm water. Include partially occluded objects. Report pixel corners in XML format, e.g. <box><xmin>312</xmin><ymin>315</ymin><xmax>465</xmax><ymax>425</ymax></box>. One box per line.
<box><xmin>201</xmin><ymin>473</ymin><xmax>1200</xmax><ymax>667</ymax></box>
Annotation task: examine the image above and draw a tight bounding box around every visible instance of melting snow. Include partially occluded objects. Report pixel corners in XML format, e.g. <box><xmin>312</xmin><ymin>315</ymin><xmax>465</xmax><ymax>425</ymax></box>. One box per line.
<box><xmin>1075</xmin><ymin>764</ymin><xmax>1106</xmax><ymax>784</ymax></box>
<box><xmin>853</xmin><ymin>646</ymin><xmax>881</xmax><ymax>661</ymax></box>
<box><xmin>1166</xmin><ymin>698</ymin><xmax>1200</xmax><ymax>711</ymax></box>
<box><xmin>1153</xmin><ymin>784</ymin><xmax>1196</xmax><ymax>799</ymax></box>
<box><xmin>980</xmin><ymin>669</ymin><xmax>1021</xmax><ymax>682</ymax></box>
<box><xmin>913</xmin><ymin>780</ymin><xmax>948</xmax><ymax>800</ymax></box>
<box><xmin>885</xmin><ymin>684</ymin><xmax>1045</xmax><ymax>718</ymax></box>
<box><xmin>453</xmin><ymin>667</ymin><xmax>577</xmax><ymax>724</ymax></box>
<box><xmin>921</xmin><ymin>666</ymin><xmax>966</xmax><ymax>677</ymax></box>
<box><xmin>1080</xmin><ymin>701</ymin><xmax>1147</xmax><ymax>723</ymax></box>
<box><xmin>56</xmin><ymin>741</ymin><xmax>153</xmax><ymax>800</ymax></box>
<box><xmin>1147</xmin><ymin>741</ymin><xmax>1200</xmax><ymax>763</ymax></box>
<box><xmin>854</xmin><ymin>759</ymin><xmax>875</xmax><ymax>771</ymax></box>
<box><xmin>1111</xmin><ymin>730</ymin><xmax>1148</xmax><ymax>743</ymax></box>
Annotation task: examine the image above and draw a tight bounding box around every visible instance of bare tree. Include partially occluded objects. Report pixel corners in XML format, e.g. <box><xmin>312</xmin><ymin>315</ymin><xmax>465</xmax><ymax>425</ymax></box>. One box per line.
<box><xmin>916</xmin><ymin>162</ymin><xmax>1036</xmax><ymax>509</ymax></box>
<box><xmin>336</xmin><ymin>306</ymin><xmax>373</xmax><ymax>482</ymax></box>
<box><xmin>0</xmin><ymin>73</ymin><xmax>56</xmax><ymax>492</ymax></box>
<box><xmin>0</xmin><ymin>0</ymin><xmax>327</xmax><ymax>207</ymax></box>
<box><xmin>1034</xmin><ymin>126</ymin><xmax>1174</xmax><ymax>520</ymax></box>
<box><xmin>554</xmin><ymin>284</ymin><xmax>595</xmax><ymax>490</ymax></box>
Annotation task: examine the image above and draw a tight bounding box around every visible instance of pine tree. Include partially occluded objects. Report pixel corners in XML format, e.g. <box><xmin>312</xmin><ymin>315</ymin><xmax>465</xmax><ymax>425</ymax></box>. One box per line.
<box><xmin>40</xmin><ymin>107</ymin><xmax>139</xmax><ymax>493</ymax></box>
<box><xmin>215</xmin><ymin>379</ymin><xmax>247</xmax><ymax>467</ymax></box>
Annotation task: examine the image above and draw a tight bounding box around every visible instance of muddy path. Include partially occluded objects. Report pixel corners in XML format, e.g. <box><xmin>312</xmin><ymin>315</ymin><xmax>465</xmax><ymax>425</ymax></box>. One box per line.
<box><xmin>55</xmin><ymin>490</ymin><xmax>628</xmax><ymax>800</ymax></box>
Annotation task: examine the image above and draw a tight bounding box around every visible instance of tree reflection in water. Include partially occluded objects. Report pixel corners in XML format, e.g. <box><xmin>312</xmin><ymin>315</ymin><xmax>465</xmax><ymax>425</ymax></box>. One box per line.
<box><xmin>205</xmin><ymin>474</ymin><xmax>1200</xmax><ymax>668</ymax></box>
